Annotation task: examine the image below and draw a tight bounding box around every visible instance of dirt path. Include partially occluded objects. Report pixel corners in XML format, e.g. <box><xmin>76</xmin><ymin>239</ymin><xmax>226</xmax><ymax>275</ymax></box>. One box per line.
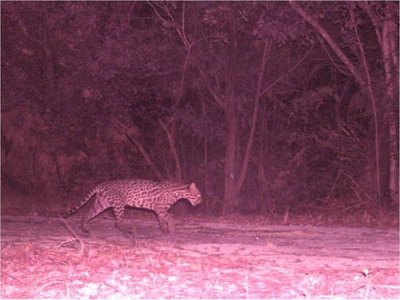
<box><xmin>1</xmin><ymin>215</ymin><xmax>399</xmax><ymax>299</ymax></box>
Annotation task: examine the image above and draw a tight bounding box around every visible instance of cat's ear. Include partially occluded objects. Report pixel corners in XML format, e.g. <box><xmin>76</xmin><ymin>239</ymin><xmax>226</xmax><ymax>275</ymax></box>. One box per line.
<box><xmin>189</xmin><ymin>182</ymin><xmax>197</xmax><ymax>190</ymax></box>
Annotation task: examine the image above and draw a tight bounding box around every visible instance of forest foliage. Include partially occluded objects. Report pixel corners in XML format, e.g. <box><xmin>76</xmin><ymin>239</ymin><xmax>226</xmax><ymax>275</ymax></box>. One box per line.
<box><xmin>1</xmin><ymin>2</ymin><xmax>398</xmax><ymax>215</ymax></box>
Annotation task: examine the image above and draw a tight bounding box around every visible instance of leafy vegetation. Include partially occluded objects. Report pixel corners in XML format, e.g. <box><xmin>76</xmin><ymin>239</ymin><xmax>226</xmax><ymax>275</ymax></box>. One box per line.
<box><xmin>2</xmin><ymin>2</ymin><xmax>398</xmax><ymax>216</ymax></box>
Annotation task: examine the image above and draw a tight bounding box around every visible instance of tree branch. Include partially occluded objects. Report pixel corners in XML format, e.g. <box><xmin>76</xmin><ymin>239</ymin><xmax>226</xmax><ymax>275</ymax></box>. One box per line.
<box><xmin>198</xmin><ymin>68</ymin><xmax>224</xmax><ymax>108</ymax></box>
<box><xmin>126</xmin><ymin>135</ymin><xmax>163</xmax><ymax>181</ymax></box>
<box><xmin>159</xmin><ymin>118</ymin><xmax>182</xmax><ymax>181</ymax></box>
<box><xmin>289</xmin><ymin>1</ymin><xmax>366</xmax><ymax>87</ymax></box>
<box><xmin>260</xmin><ymin>44</ymin><xmax>314</xmax><ymax>97</ymax></box>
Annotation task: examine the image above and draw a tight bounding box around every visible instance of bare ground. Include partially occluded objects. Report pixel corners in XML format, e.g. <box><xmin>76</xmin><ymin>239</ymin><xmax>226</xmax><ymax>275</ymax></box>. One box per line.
<box><xmin>1</xmin><ymin>214</ymin><xmax>399</xmax><ymax>299</ymax></box>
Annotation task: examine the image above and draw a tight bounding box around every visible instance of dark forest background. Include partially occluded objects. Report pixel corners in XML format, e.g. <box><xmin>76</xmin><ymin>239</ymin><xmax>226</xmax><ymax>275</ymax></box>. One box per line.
<box><xmin>1</xmin><ymin>2</ymin><xmax>398</xmax><ymax>218</ymax></box>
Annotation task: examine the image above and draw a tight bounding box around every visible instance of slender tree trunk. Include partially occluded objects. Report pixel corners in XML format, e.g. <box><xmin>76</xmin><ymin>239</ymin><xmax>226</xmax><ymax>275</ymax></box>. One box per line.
<box><xmin>222</xmin><ymin>13</ymin><xmax>239</xmax><ymax>214</ymax></box>
<box><xmin>257</xmin><ymin>151</ymin><xmax>269</xmax><ymax>213</ymax></box>
<box><xmin>149</xmin><ymin>2</ymin><xmax>193</xmax><ymax>182</ymax></box>
<box><xmin>236</xmin><ymin>40</ymin><xmax>271</xmax><ymax>193</ymax></box>
<box><xmin>381</xmin><ymin>8</ymin><xmax>399</xmax><ymax>203</ymax></box>
<box><xmin>159</xmin><ymin>119</ymin><xmax>182</xmax><ymax>181</ymax></box>
<box><xmin>348</xmin><ymin>3</ymin><xmax>382</xmax><ymax>201</ymax></box>
<box><xmin>223</xmin><ymin>102</ymin><xmax>238</xmax><ymax>214</ymax></box>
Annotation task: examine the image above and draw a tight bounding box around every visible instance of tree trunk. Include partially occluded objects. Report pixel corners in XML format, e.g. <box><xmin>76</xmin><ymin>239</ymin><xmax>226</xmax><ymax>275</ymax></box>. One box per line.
<box><xmin>223</xmin><ymin>102</ymin><xmax>238</xmax><ymax>214</ymax></box>
<box><xmin>222</xmin><ymin>13</ymin><xmax>239</xmax><ymax>215</ymax></box>
<box><xmin>348</xmin><ymin>4</ymin><xmax>382</xmax><ymax>202</ymax></box>
<box><xmin>381</xmin><ymin>8</ymin><xmax>399</xmax><ymax>203</ymax></box>
<box><xmin>236</xmin><ymin>41</ymin><xmax>271</xmax><ymax>193</ymax></box>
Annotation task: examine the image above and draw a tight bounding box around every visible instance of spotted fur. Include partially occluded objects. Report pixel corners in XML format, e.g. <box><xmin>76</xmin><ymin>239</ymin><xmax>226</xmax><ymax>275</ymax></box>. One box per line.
<box><xmin>66</xmin><ymin>179</ymin><xmax>202</xmax><ymax>235</ymax></box>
